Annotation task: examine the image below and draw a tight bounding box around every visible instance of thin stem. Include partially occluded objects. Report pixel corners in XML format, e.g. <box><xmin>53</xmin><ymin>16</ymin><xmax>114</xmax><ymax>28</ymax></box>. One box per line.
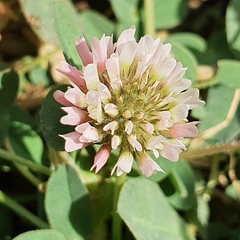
<box><xmin>0</xmin><ymin>190</ymin><xmax>49</xmax><ymax>229</ymax></box>
<box><xmin>144</xmin><ymin>0</ymin><xmax>155</xmax><ymax>36</ymax></box>
<box><xmin>111</xmin><ymin>174</ymin><xmax>126</xmax><ymax>240</ymax></box>
<box><xmin>193</xmin><ymin>79</ymin><xmax>218</xmax><ymax>89</ymax></box>
<box><xmin>203</xmin><ymin>155</ymin><xmax>219</xmax><ymax>202</ymax></box>
<box><xmin>0</xmin><ymin>149</ymin><xmax>52</xmax><ymax>176</ymax></box>
<box><xmin>180</xmin><ymin>141</ymin><xmax>240</xmax><ymax>160</ymax></box>
<box><xmin>4</xmin><ymin>139</ymin><xmax>42</xmax><ymax>188</ymax></box>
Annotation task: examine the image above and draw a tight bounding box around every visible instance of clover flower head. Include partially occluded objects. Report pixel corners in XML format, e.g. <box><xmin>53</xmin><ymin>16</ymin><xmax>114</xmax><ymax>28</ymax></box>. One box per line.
<box><xmin>54</xmin><ymin>26</ymin><xmax>204</xmax><ymax>177</ymax></box>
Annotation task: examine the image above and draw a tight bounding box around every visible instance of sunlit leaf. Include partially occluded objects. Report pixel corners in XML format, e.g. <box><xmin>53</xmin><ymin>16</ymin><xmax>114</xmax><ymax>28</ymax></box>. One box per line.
<box><xmin>13</xmin><ymin>230</ymin><xmax>66</xmax><ymax>240</ymax></box>
<box><xmin>54</xmin><ymin>0</ymin><xmax>83</xmax><ymax>67</ymax></box>
<box><xmin>166</xmin><ymin>33</ymin><xmax>207</xmax><ymax>53</ymax></box>
<box><xmin>118</xmin><ymin>178</ymin><xmax>192</xmax><ymax>240</ymax></box>
<box><xmin>45</xmin><ymin>165</ymin><xmax>93</xmax><ymax>240</ymax></box>
<box><xmin>79</xmin><ymin>10</ymin><xmax>114</xmax><ymax>43</ymax></box>
<box><xmin>19</xmin><ymin>0</ymin><xmax>58</xmax><ymax>43</ymax></box>
<box><xmin>214</xmin><ymin>60</ymin><xmax>240</xmax><ymax>89</ymax></box>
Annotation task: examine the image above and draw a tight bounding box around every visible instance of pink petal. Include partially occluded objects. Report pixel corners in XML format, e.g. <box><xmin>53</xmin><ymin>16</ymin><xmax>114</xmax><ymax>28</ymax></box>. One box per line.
<box><xmin>166</xmin><ymin>122</ymin><xmax>199</xmax><ymax>138</ymax></box>
<box><xmin>53</xmin><ymin>90</ymin><xmax>73</xmax><ymax>107</ymax></box>
<box><xmin>136</xmin><ymin>152</ymin><xmax>164</xmax><ymax>177</ymax></box>
<box><xmin>75</xmin><ymin>36</ymin><xmax>93</xmax><ymax>66</ymax></box>
<box><xmin>91</xmin><ymin>35</ymin><xmax>108</xmax><ymax>73</ymax></box>
<box><xmin>160</xmin><ymin>144</ymin><xmax>182</xmax><ymax>162</ymax></box>
<box><xmin>57</xmin><ymin>61</ymin><xmax>87</xmax><ymax>91</ymax></box>
<box><xmin>76</xmin><ymin>123</ymin><xmax>100</xmax><ymax>142</ymax></box>
<box><xmin>64</xmin><ymin>85</ymin><xmax>87</xmax><ymax>108</ymax></box>
<box><xmin>90</xmin><ymin>144</ymin><xmax>111</xmax><ymax>173</ymax></box>
<box><xmin>60</xmin><ymin>131</ymin><xmax>88</xmax><ymax>152</ymax></box>
<box><xmin>75</xmin><ymin>122</ymin><xmax>91</xmax><ymax>133</ymax></box>
<box><xmin>60</xmin><ymin>107</ymin><xmax>89</xmax><ymax>126</ymax></box>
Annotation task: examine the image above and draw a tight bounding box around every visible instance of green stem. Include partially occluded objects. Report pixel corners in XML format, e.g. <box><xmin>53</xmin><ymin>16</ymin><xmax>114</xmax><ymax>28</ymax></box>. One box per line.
<box><xmin>0</xmin><ymin>149</ymin><xmax>52</xmax><ymax>176</ymax></box>
<box><xmin>111</xmin><ymin>174</ymin><xmax>126</xmax><ymax>240</ymax></box>
<box><xmin>15</xmin><ymin>164</ymin><xmax>42</xmax><ymax>187</ymax></box>
<box><xmin>144</xmin><ymin>0</ymin><xmax>155</xmax><ymax>36</ymax></box>
<box><xmin>203</xmin><ymin>155</ymin><xmax>219</xmax><ymax>202</ymax></box>
<box><xmin>4</xmin><ymin>139</ymin><xmax>43</xmax><ymax>188</ymax></box>
<box><xmin>0</xmin><ymin>190</ymin><xmax>49</xmax><ymax>229</ymax></box>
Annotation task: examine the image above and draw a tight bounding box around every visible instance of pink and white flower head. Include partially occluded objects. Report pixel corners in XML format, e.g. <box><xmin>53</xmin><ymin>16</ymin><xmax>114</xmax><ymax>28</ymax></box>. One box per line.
<box><xmin>54</xmin><ymin>26</ymin><xmax>204</xmax><ymax>177</ymax></box>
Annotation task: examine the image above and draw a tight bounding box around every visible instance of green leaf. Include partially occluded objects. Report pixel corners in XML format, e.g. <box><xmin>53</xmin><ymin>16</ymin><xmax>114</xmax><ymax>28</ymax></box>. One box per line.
<box><xmin>226</xmin><ymin>0</ymin><xmax>240</xmax><ymax>59</ymax></box>
<box><xmin>41</xmin><ymin>85</ymin><xmax>74</xmax><ymax>151</ymax></box>
<box><xmin>13</xmin><ymin>230</ymin><xmax>66</xmax><ymax>240</ymax></box>
<box><xmin>198</xmin><ymin>85</ymin><xmax>240</xmax><ymax>144</ymax></box>
<box><xmin>80</xmin><ymin>10</ymin><xmax>114</xmax><ymax>43</ymax></box>
<box><xmin>159</xmin><ymin>160</ymin><xmax>196</xmax><ymax>210</ymax></box>
<box><xmin>29</xmin><ymin>66</ymin><xmax>51</xmax><ymax>86</ymax></box>
<box><xmin>153</xmin><ymin>0</ymin><xmax>189</xmax><ymax>29</ymax></box>
<box><xmin>45</xmin><ymin>165</ymin><xmax>93</xmax><ymax>240</ymax></box>
<box><xmin>8</xmin><ymin>122</ymin><xmax>43</xmax><ymax>164</ymax></box>
<box><xmin>166</xmin><ymin>33</ymin><xmax>207</xmax><ymax>53</ymax></box>
<box><xmin>110</xmin><ymin>0</ymin><xmax>139</xmax><ymax>23</ymax></box>
<box><xmin>118</xmin><ymin>178</ymin><xmax>192</xmax><ymax>240</ymax></box>
<box><xmin>214</xmin><ymin>60</ymin><xmax>240</xmax><ymax>89</ymax></box>
<box><xmin>0</xmin><ymin>69</ymin><xmax>19</xmax><ymax>117</ymax></box>
<box><xmin>19</xmin><ymin>0</ymin><xmax>58</xmax><ymax>43</ymax></box>
<box><xmin>54</xmin><ymin>0</ymin><xmax>83</xmax><ymax>67</ymax></box>
<box><xmin>204</xmin><ymin>30</ymin><xmax>233</xmax><ymax>65</ymax></box>
<box><xmin>110</xmin><ymin>0</ymin><xmax>140</xmax><ymax>36</ymax></box>
<box><xmin>169</xmin><ymin>42</ymin><xmax>198</xmax><ymax>82</ymax></box>
<box><xmin>8</xmin><ymin>106</ymin><xmax>42</xmax><ymax>163</ymax></box>
<box><xmin>110</xmin><ymin>0</ymin><xmax>140</xmax><ymax>39</ymax></box>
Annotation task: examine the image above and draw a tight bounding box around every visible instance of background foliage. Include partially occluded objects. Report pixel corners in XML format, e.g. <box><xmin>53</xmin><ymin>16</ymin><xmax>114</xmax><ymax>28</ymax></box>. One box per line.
<box><xmin>0</xmin><ymin>0</ymin><xmax>240</xmax><ymax>239</ymax></box>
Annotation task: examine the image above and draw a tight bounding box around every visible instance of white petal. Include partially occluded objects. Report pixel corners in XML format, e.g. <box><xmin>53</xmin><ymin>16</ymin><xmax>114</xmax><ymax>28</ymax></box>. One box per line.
<box><xmin>84</xmin><ymin>63</ymin><xmax>100</xmax><ymax>90</ymax></box>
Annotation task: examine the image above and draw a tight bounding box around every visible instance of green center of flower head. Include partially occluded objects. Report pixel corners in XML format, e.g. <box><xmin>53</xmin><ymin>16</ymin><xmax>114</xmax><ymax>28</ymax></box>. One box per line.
<box><xmin>93</xmin><ymin>64</ymin><xmax>175</xmax><ymax>154</ymax></box>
